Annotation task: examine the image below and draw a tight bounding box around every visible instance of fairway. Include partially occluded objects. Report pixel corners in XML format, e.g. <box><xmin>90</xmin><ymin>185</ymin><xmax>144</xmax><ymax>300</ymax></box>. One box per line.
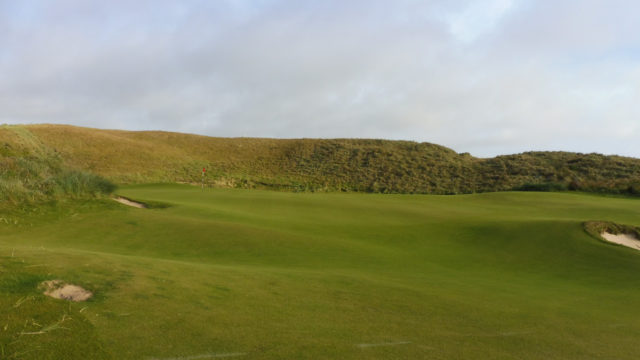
<box><xmin>2</xmin><ymin>185</ymin><xmax>640</xmax><ymax>359</ymax></box>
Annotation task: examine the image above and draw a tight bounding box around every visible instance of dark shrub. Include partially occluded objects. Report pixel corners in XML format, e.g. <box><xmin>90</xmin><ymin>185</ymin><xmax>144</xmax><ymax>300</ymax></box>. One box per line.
<box><xmin>514</xmin><ymin>182</ymin><xmax>568</xmax><ymax>192</ymax></box>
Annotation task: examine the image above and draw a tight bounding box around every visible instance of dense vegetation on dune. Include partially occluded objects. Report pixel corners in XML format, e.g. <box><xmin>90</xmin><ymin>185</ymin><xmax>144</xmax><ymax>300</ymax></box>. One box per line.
<box><xmin>0</xmin><ymin>126</ymin><xmax>115</xmax><ymax>208</ymax></box>
<box><xmin>479</xmin><ymin>152</ymin><xmax>640</xmax><ymax>195</ymax></box>
<box><xmin>2</xmin><ymin>124</ymin><xmax>640</xmax><ymax>195</ymax></box>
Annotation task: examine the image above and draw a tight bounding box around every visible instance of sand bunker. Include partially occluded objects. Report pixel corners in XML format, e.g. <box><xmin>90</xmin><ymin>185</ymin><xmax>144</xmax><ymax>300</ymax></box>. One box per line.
<box><xmin>114</xmin><ymin>196</ymin><xmax>146</xmax><ymax>208</ymax></box>
<box><xmin>601</xmin><ymin>232</ymin><xmax>640</xmax><ymax>251</ymax></box>
<box><xmin>41</xmin><ymin>280</ymin><xmax>93</xmax><ymax>302</ymax></box>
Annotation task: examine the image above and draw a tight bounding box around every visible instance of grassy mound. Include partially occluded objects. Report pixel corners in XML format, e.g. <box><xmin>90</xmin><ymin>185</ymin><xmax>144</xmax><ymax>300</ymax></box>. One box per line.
<box><xmin>2</xmin><ymin>124</ymin><xmax>640</xmax><ymax>195</ymax></box>
<box><xmin>0</xmin><ymin>125</ymin><xmax>115</xmax><ymax>208</ymax></box>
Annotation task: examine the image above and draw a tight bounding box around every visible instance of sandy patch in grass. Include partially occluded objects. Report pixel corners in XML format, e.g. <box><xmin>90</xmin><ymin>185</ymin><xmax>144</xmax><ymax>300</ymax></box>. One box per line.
<box><xmin>114</xmin><ymin>196</ymin><xmax>147</xmax><ymax>208</ymax></box>
<box><xmin>41</xmin><ymin>280</ymin><xmax>93</xmax><ymax>302</ymax></box>
<box><xmin>601</xmin><ymin>232</ymin><xmax>640</xmax><ymax>251</ymax></box>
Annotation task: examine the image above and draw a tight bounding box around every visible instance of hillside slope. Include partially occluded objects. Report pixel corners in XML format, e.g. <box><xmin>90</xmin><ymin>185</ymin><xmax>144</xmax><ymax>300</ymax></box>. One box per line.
<box><xmin>2</xmin><ymin>124</ymin><xmax>640</xmax><ymax>195</ymax></box>
<box><xmin>0</xmin><ymin>126</ymin><xmax>114</xmax><ymax>206</ymax></box>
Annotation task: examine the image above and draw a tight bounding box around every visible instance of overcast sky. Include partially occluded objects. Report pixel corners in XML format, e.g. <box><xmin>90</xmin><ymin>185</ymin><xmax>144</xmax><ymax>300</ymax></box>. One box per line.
<box><xmin>1</xmin><ymin>1</ymin><xmax>639</xmax><ymax>157</ymax></box>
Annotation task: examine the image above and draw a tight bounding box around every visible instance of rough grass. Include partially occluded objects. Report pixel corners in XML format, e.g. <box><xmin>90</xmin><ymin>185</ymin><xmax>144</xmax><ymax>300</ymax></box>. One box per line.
<box><xmin>4</xmin><ymin>124</ymin><xmax>640</xmax><ymax>195</ymax></box>
<box><xmin>0</xmin><ymin>125</ymin><xmax>115</xmax><ymax>208</ymax></box>
<box><xmin>584</xmin><ymin>220</ymin><xmax>640</xmax><ymax>240</ymax></box>
<box><xmin>1</xmin><ymin>186</ymin><xmax>640</xmax><ymax>359</ymax></box>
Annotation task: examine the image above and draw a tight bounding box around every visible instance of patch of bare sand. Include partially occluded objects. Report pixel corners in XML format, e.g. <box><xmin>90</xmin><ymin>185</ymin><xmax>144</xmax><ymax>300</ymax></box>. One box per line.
<box><xmin>114</xmin><ymin>196</ymin><xmax>146</xmax><ymax>208</ymax></box>
<box><xmin>601</xmin><ymin>232</ymin><xmax>640</xmax><ymax>251</ymax></box>
<box><xmin>41</xmin><ymin>280</ymin><xmax>93</xmax><ymax>302</ymax></box>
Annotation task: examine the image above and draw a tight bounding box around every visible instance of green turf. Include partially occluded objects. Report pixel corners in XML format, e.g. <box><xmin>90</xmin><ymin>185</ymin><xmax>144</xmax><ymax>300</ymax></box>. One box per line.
<box><xmin>1</xmin><ymin>184</ymin><xmax>640</xmax><ymax>359</ymax></box>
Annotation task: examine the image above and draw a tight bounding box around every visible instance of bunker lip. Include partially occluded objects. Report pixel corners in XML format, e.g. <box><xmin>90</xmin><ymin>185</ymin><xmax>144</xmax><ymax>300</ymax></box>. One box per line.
<box><xmin>601</xmin><ymin>231</ymin><xmax>640</xmax><ymax>251</ymax></box>
<box><xmin>41</xmin><ymin>280</ymin><xmax>93</xmax><ymax>302</ymax></box>
<box><xmin>114</xmin><ymin>196</ymin><xmax>147</xmax><ymax>208</ymax></box>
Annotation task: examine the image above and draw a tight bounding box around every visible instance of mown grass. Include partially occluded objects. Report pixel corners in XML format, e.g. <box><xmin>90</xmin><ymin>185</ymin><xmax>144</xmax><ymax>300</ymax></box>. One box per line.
<box><xmin>1</xmin><ymin>185</ymin><xmax>639</xmax><ymax>359</ymax></box>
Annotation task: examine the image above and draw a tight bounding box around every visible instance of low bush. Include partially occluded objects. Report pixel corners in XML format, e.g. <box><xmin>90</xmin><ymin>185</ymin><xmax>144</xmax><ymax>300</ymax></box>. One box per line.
<box><xmin>514</xmin><ymin>182</ymin><xmax>569</xmax><ymax>192</ymax></box>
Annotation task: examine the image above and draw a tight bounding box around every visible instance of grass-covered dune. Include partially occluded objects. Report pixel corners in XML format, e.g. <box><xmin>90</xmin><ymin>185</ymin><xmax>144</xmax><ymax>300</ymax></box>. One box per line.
<box><xmin>1</xmin><ymin>185</ymin><xmax>639</xmax><ymax>359</ymax></box>
<box><xmin>3</xmin><ymin>124</ymin><xmax>640</xmax><ymax>195</ymax></box>
<box><xmin>0</xmin><ymin>126</ymin><xmax>115</xmax><ymax>208</ymax></box>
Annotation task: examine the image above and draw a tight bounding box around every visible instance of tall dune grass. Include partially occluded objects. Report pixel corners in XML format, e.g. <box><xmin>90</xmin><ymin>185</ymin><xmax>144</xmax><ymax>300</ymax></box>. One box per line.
<box><xmin>0</xmin><ymin>155</ymin><xmax>115</xmax><ymax>208</ymax></box>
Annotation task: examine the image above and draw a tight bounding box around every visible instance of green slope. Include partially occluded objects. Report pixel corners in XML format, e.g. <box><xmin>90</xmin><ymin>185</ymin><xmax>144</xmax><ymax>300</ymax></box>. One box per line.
<box><xmin>0</xmin><ymin>125</ymin><xmax>114</xmax><ymax>207</ymax></box>
<box><xmin>2</xmin><ymin>124</ymin><xmax>640</xmax><ymax>195</ymax></box>
<box><xmin>1</xmin><ymin>186</ymin><xmax>639</xmax><ymax>359</ymax></box>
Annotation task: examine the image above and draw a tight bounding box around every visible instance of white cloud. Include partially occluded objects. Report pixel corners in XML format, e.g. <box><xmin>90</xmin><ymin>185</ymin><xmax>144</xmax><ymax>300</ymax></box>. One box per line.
<box><xmin>445</xmin><ymin>0</ymin><xmax>516</xmax><ymax>43</ymax></box>
<box><xmin>0</xmin><ymin>0</ymin><xmax>638</xmax><ymax>157</ymax></box>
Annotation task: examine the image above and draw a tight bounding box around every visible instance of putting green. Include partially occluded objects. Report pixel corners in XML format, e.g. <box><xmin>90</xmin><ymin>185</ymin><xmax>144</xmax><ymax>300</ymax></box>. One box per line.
<box><xmin>1</xmin><ymin>184</ymin><xmax>639</xmax><ymax>359</ymax></box>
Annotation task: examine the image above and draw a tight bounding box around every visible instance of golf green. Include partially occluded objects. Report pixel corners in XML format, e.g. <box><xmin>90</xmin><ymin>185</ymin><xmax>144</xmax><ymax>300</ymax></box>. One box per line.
<box><xmin>1</xmin><ymin>184</ymin><xmax>639</xmax><ymax>359</ymax></box>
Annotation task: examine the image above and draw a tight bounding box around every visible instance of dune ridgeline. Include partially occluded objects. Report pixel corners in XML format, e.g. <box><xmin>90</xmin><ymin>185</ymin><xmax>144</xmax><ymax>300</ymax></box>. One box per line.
<box><xmin>2</xmin><ymin>124</ymin><xmax>640</xmax><ymax>204</ymax></box>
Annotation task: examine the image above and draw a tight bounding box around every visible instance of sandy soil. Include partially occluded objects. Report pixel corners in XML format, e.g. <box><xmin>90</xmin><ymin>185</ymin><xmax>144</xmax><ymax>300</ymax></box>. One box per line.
<box><xmin>41</xmin><ymin>280</ymin><xmax>93</xmax><ymax>302</ymax></box>
<box><xmin>114</xmin><ymin>196</ymin><xmax>146</xmax><ymax>208</ymax></box>
<box><xmin>601</xmin><ymin>232</ymin><xmax>640</xmax><ymax>251</ymax></box>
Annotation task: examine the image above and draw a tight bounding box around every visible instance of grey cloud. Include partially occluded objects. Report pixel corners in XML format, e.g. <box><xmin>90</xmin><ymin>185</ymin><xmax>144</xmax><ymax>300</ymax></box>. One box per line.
<box><xmin>0</xmin><ymin>0</ymin><xmax>638</xmax><ymax>157</ymax></box>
